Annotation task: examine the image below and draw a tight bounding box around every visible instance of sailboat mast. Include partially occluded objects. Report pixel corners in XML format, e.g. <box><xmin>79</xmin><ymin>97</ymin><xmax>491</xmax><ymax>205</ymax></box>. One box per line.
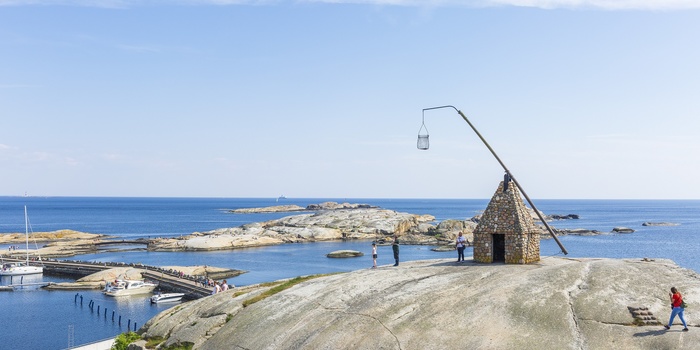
<box><xmin>24</xmin><ymin>205</ymin><xmax>29</xmax><ymax>263</ymax></box>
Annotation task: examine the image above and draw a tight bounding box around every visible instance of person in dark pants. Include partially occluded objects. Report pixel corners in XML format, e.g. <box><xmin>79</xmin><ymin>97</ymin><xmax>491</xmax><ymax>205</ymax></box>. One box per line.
<box><xmin>392</xmin><ymin>235</ymin><xmax>400</xmax><ymax>266</ymax></box>
<box><xmin>455</xmin><ymin>231</ymin><xmax>466</xmax><ymax>262</ymax></box>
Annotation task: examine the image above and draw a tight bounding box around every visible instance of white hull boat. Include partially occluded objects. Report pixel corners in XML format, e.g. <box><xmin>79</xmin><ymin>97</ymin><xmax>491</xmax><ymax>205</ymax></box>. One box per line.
<box><xmin>150</xmin><ymin>292</ymin><xmax>185</xmax><ymax>304</ymax></box>
<box><xmin>0</xmin><ymin>262</ymin><xmax>42</xmax><ymax>276</ymax></box>
<box><xmin>104</xmin><ymin>279</ymin><xmax>157</xmax><ymax>297</ymax></box>
<box><xmin>0</xmin><ymin>206</ymin><xmax>43</xmax><ymax>276</ymax></box>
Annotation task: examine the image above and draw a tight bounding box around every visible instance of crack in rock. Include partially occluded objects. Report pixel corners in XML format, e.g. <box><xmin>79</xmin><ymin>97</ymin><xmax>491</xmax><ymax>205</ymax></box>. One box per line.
<box><xmin>309</xmin><ymin>299</ymin><xmax>403</xmax><ymax>350</ymax></box>
<box><xmin>565</xmin><ymin>261</ymin><xmax>591</xmax><ymax>350</ymax></box>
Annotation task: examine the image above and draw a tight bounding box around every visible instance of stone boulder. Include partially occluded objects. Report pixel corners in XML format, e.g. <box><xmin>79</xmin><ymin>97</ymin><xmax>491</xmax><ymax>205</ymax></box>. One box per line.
<box><xmin>326</xmin><ymin>250</ymin><xmax>364</xmax><ymax>258</ymax></box>
<box><xmin>613</xmin><ymin>227</ymin><xmax>636</xmax><ymax>233</ymax></box>
<box><xmin>136</xmin><ymin>258</ymin><xmax>700</xmax><ymax>350</ymax></box>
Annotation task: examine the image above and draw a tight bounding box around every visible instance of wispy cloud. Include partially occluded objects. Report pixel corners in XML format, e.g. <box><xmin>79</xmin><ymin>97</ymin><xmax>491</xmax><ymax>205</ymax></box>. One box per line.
<box><xmin>1</xmin><ymin>0</ymin><xmax>699</xmax><ymax>10</ymax></box>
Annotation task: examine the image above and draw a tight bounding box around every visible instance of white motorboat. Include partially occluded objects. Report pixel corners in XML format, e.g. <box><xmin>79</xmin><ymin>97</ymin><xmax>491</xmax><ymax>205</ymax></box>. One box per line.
<box><xmin>150</xmin><ymin>292</ymin><xmax>185</xmax><ymax>304</ymax></box>
<box><xmin>104</xmin><ymin>279</ymin><xmax>157</xmax><ymax>297</ymax></box>
<box><xmin>0</xmin><ymin>206</ymin><xmax>43</xmax><ymax>276</ymax></box>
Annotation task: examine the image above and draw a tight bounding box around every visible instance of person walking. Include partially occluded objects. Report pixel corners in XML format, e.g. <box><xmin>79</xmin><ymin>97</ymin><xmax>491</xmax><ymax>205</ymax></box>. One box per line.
<box><xmin>392</xmin><ymin>235</ymin><xmax>400</xmax><ymax>266</ymax></box>
<box><xmin>665</xmin><ymin>287</ymin><xmax>688</xmax><ymax>331</ymax></box>
<box><xmin>371</xmin><ymin>242</ymin><xmax>378</xmax><ymax>268</ymax></box>
<box><xmin>455</xmin><ymin>231</ymin><xmax>466</xmax><ymax>262</ymax></box>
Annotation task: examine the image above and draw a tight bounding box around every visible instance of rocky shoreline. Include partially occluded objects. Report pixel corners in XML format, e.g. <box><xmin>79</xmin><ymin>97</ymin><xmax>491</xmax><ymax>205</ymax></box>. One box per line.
<box><xmin>0</xmin><ymin>202</ymin><xmax>679</xmax><ymax>258</ymax></box>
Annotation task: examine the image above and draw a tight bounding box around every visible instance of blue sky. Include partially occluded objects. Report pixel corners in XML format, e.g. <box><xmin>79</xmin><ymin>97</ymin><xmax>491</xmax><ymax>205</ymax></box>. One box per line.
<box><xmin>1</xmin><ymin>1</ymin><xmax>699</xmax><ymax>199</ymax></box>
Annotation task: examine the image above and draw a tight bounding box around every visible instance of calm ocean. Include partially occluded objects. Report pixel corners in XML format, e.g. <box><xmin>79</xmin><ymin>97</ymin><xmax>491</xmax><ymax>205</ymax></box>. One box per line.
<box><xmin>1</xmin><ymin>197</ymin><xmax>698</xmax><ymax>349</ymax></box>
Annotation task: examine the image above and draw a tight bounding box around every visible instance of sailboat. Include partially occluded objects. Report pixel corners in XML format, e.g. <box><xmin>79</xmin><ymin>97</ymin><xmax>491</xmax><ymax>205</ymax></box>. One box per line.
<box><xmin>0</xmin><ymin>206</ymin><xmax>43</xmax><ymax>276</ymax></box>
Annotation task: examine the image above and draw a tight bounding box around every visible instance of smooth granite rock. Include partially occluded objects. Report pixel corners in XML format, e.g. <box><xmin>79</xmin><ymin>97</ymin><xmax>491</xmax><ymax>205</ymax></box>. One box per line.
<box><xmin>136</xmin><ymin>257</ymin><xmax>699</xmax><ymax>350</ymax></box>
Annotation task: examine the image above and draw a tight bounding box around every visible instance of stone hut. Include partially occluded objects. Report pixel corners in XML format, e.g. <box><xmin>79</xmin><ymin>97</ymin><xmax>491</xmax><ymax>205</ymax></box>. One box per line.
<box><xmin>473</xmin><ymin>179</ymin><xmax>540</xmax><ymax>264</ymax></box>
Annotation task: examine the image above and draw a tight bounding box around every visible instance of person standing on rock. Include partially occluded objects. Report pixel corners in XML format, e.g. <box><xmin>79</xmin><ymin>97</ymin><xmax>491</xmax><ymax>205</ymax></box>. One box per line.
<box><xmin>455</xmin><ymin>231</ymin><xmax>466</xmax><ymax>263</ymax></box>
<box><xmin>371</xmin><ymin>242</ymin><xmax>378</xmax><ymax>268</ymax></box>
<box><xmin>392</xmin><ymin>235</ymin><xmax>400</xmax><ymax>266</ymax></box>
<box><xmin>665</xmin><ymin>287</ymin><xmax>689</xmax><ymax>331</ymax></box>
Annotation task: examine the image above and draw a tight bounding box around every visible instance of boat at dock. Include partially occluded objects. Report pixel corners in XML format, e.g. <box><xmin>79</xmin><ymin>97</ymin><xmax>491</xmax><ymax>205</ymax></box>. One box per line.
<box><xmin>0</xmin><ymin>206</ymin><xmax>43</xmax><ymax>276</ymax></box>
<box><xmin>104</xmin><ymin>279</ymin><xmax>157</xmax><ymax>297</ymax></box>
<box><xmin>150</xmin><ymin>292</ymin><xmax>185</xmax><ymax>303</ymax></box>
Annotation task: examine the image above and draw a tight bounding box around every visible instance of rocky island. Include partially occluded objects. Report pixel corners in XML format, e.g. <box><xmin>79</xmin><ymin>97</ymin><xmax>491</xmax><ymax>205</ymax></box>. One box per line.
<box><xmin>1</xmin><ymin>202</ymin><xmax>676</xmax><ymax>258</ymax></box>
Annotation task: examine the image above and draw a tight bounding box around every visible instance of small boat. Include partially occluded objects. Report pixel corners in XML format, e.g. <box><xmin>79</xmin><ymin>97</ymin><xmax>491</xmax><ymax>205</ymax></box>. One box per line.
<box><xmin>150</xmin><ymin>292</ymin><xmax>185</xmax><ymax>304</ymax></box>
<box><xmin>0</xmin><ymin>206</ymin><xmax>43</xmax><ymax>276</ymax></box>
<box><xmin>104</xmin><ymin>279</ymin><xmax>157</xmax><ymax>297</ymax></box>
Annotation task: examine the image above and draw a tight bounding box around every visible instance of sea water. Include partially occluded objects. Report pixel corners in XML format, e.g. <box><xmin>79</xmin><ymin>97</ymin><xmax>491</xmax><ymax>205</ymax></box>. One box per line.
<box><xmin>0</xmin><ymin>197</ymin><xmax>698</xmax><ymax>349</ymax></box>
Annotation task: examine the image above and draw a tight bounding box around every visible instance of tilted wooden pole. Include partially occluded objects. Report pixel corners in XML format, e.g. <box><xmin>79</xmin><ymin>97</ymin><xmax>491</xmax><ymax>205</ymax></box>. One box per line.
<box><xmin>422</xmin><ymin>105</ymin><xmax>568</xmax><ymax>255</ymax></box>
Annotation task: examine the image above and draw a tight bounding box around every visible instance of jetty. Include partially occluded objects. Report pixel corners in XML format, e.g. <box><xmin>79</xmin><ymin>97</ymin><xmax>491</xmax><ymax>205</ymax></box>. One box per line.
<box><xmin>0</xmin><ymin>258</ymin><xmax>224</xmax><ymax>299</ymax></box>
<box><xmin>0</xmin><ymin>281</ymin><xmax>54</xmax><ymax>290</ymax></box>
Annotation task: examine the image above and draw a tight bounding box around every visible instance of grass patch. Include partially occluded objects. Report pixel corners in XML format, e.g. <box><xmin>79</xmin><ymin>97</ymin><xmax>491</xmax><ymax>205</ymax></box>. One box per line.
<box><xmin>162</xmin><ymin>342</ymin><xmax>194</xmax><ymax>350</ymax></box>
<box><xmin>242</xmin><ymin>273</ymin><xmax>337</xmax><ymax>307</ymax></box>
<box><xmin>144</xmin><ymin>336</ymin><xmax>165</xmax><ymax>349</ymax></box>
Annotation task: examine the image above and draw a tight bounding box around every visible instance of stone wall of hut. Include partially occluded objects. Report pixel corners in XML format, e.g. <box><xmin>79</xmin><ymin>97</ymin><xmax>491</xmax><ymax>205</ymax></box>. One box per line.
<box><xmin>473</xmin><ymin>180</ymin><xmax>540</xmax><ymax>264</ymax></box>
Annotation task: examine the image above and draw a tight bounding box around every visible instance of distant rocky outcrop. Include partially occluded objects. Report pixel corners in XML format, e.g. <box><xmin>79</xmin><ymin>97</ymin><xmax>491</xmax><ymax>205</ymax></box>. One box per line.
<box><xmin>229</xmin><ymin>205</ymin><xmax>307</xmax><ymax>213</ymax></box>
<box><xmin>613</xmin><ymin>227</ymin><xmax>636</xmax><ymax>233</ymax></box>
<box><xmin>148</xmin><ymin>207</ymin><xmax>436</xmax><ymax>252</ymax></box>
<box><xmin>133</xmin><ymin>258</ymin><xmax>700</xmax><ymax>350</ymax></box>
<box><xmin>549</xmin><ymin>213</ymin><xmax>580</xmax><ymax>220</ymax></box>
<box><xmin>642</xmin><ymin>222</ymin><xmax>680</xmax><ymax>227</ymax></box>
<box><xmin>553</xmin><ymin>228</ymin><xmax>604</xmax><ymax>236</ymax></box>
<box><xmin>229</xmin><ymin>201</ymin><xmax>378</xmax><ymax>214</ymax></box>
<box><xmin>0</xmin><ymin>230</ymin><xmax>106</xmax><ymax>244</ymax></box>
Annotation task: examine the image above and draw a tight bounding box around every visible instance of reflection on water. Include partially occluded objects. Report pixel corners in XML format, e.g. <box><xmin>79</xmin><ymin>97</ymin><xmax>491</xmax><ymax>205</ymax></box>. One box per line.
<box><xmin>1</xmin><ymin>273</ymin><xmax>44</xmax><ymax>288</ymax></box>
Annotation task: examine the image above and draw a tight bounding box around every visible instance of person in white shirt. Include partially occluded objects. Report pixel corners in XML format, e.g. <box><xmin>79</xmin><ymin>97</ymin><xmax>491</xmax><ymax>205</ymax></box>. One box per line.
<box><xmin>456</xmin><ymin>231</ymin><xmax>466</xmax><ymax>263</ymax></box>
<box><xmin>371</xmin><ymin>242</ymin><xmax>378</xmax><ymax>269</ymax></box>
<box><xmin>221</xmin><ymin>280</ymin><xmax>229</xmax><ymax>291</ymax></box>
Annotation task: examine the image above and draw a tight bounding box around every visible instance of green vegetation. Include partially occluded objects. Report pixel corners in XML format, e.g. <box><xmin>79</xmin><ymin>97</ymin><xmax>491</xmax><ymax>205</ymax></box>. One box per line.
<box><xmin>111</xmin><ymin>332</ymin><xmax>141</xmax><ymax>350</ymax></box>
<box><xmin>144</xmin><ymin>336</ymin><xmax>165</xmax><ymax>349</ymax></box>
<box><xmin>162</xmin><ymin>342</ymin><xmax>194</xmax><ymax>350</ymax></box>
<box><xmin>242</xmin><ymin>273</ymin><xmax>337</xmax><ymax>307</ymax></box>
<box><xmin>225</xmin><ymin>313</ymin><xmax>233</xmax><ymax>322</ymax></box>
